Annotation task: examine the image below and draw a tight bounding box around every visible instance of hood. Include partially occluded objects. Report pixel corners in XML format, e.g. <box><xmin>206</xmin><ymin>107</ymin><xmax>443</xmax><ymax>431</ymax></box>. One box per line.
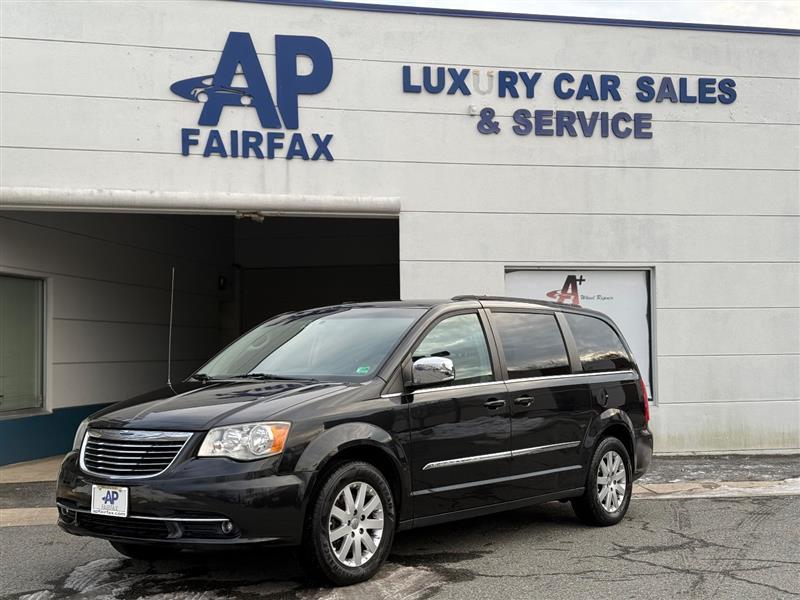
<box><xmin>88</xmin><ymin>379</ymin><xmax>352</xmax><ymax>431</ymax></box>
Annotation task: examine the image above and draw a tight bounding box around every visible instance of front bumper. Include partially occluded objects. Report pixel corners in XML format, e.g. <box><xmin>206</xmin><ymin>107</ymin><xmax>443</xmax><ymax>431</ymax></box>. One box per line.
<box><xmin>56</xmin><ymin>451</ymin><xmax>310</xmax><ymax>547</ymax></box>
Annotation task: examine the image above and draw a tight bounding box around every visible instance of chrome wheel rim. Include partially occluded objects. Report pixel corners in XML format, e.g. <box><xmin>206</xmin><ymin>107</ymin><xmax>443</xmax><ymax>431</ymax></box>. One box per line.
<box><xmin>597</xmin><ymin>450</ymin><xmax>627</xmax><ymax>513</ymax></box>
<box><xmin>328</xmin><ymin>481</ymin><xmax>384</xmax><ymax>567</ymax></box>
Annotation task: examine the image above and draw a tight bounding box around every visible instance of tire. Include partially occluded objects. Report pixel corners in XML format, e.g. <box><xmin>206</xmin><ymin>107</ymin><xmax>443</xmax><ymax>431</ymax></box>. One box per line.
<box><xmin>301</xmin><ymin>461</ymin><xmax>396</xmax><ymax>586</ymax></box>
<box><xmin>571</xmin><ymin>437</ymin><xmax>633</xmax><ymax>526</ymax></box>
<box><xmin>110</xmin><ymin>541</ymin><xmax>180</xmax><ymax>560</ymax></box>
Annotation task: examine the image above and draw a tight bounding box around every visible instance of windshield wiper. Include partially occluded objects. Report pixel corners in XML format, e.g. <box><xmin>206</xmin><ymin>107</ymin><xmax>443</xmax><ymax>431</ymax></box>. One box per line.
<box><xmin>230</xmin><ymin>373</ymin><xmax>317</xmax><ymax>382</ymax></box>
<box><xmin>190</xmin><ymin>373</ymin><xmax>212</xmax><ymax>383</ymax></box>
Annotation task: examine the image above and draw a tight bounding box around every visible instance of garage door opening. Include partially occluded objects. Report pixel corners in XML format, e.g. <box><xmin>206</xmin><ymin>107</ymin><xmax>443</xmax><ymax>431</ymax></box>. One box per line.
<box><xmin>235</xmin><ymin>216</ymin><xmax>399</xmax><ymax>331</ymax></box>
<box><xmin>0</xmin><ymin>210</ymin><xmax>400</xmax><ymax>417</ymax></box>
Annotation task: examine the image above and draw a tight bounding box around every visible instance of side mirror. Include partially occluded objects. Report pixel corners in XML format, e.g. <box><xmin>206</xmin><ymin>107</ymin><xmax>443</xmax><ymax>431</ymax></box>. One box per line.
<box><xmin>411</xmin><ymin>356</ymin><xmax>455</xmax><ymax>387</ymax></box>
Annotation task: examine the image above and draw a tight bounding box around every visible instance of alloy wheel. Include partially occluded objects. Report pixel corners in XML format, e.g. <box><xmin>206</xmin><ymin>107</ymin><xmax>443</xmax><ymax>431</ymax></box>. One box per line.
<box><xmin>328</xmin><ymin>481</ymin><xmax>384</xmax><ymax>567</ymax></box>
<box><xmin>596</xmin><ymin>450</ymin><xmax>627</xmax><ymax>513</ymax></box>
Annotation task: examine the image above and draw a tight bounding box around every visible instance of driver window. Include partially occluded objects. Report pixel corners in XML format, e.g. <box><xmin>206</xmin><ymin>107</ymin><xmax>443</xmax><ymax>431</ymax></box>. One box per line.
<box><xmin>413</xmin><ymin>313</ymin><xmax>493</xmax><ymax>385</ymax></box>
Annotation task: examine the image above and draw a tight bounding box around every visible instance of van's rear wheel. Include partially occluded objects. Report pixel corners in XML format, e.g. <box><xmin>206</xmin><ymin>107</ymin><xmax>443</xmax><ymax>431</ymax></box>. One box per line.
<box><xmin>571</xmin><ymin>437</ymin><xmax>632</xmax><ymax>526</ymax></box>
<box><xmin>301</xmin><ymin>461</ymin><xmax>395</xmax><ymax>585</ymax></box>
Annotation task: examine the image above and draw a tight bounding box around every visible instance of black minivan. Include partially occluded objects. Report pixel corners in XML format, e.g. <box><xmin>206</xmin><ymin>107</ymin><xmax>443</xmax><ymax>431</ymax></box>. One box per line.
<box><xmin>57</xmin><ymin>296</ymin><xmax>653</xmax><ymax>585</ymax></box>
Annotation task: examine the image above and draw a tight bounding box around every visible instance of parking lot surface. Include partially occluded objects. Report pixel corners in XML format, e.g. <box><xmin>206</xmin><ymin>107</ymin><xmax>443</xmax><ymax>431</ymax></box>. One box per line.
<box><xmin>2</xmin><ymin>494</ymin><xmax>798</xmax><ymax>600</ymax></box>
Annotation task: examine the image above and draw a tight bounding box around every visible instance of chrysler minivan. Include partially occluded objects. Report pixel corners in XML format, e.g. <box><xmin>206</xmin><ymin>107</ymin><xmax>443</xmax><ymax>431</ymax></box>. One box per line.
<box><xmin>57</xmin><ymin>296</ymin><xmax>653</xmax><ymax>585</ymax></box>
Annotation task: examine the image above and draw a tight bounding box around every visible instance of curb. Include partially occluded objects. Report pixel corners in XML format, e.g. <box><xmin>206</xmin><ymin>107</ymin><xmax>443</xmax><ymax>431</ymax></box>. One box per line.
<box><xmin>633</xmin><ymin>477</ymin><xmax>800</xmax><ymax>500</ymax></box>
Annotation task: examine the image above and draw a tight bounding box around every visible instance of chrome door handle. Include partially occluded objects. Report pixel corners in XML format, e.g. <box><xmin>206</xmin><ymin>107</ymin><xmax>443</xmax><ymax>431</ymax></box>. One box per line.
<box><xmin>514</xmin><ymin>396</ymin><xmax>533</xmax><ymax>407</ymax></box>
<box><xmin>484</xmin><ymin>399</ymin><xmax>506</xmax><ymax>410</ymax></box>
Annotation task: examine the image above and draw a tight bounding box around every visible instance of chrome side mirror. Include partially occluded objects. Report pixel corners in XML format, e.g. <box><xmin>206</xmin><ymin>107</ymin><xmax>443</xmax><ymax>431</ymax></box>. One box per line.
<box><xmin>411</xmin><ymin>356</ymin><xmax>455</xmax><ymax>387</ymax></box>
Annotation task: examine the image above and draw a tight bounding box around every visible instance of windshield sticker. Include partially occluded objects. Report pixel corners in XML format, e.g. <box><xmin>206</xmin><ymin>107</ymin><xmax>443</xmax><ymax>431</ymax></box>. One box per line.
<box><xmin>356</xmin><ymin>366</ymin><xmax>370</xmax><ymax>375</ymax></box>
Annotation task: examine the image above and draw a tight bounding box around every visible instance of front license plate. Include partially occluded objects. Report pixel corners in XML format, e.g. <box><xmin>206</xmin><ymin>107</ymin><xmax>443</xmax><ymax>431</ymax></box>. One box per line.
<box><xmin>91</xmin><ymin>484</ymin><xmax>129</xmax><ymax>518</ymax></box>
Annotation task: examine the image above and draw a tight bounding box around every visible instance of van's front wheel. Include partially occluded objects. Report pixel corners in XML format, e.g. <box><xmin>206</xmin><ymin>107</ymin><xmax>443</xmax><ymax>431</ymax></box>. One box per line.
<box><xmin>571</xmin><ymin>437</ymin><xmax>632</xmax><ymax>526</ymax></box>
<box><xmin>301</xmin><ymin>461</ymin><xmax>395</xmax><ymax>585</ymax></box>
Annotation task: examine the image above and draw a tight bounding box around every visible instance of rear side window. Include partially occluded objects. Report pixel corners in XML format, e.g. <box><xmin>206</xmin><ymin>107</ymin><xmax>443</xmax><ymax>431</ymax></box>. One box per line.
<box><xmin>492</xmin><ymin>312</ymin><xmax>570</xmax><ymax>379</ymax></box>
<box><xmin>564</xmin><ymin>313</ymin><xmax>632</xmax><ymax>372</ymax></box>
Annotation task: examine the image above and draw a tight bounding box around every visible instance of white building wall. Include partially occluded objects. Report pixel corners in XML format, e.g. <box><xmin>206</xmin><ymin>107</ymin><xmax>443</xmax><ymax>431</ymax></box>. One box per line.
<box><xmin>1</xmin><ymin>0</ymin><xmax>798</xmax><ymax>452</ymax></box>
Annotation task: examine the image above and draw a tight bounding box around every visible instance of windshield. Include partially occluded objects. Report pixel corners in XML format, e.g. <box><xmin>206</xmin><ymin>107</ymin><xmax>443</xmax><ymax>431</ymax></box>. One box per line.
<box><xmin>195</xmin><ymin>306</ymin><xmax>425</xmax><ymax>381</ymax></box>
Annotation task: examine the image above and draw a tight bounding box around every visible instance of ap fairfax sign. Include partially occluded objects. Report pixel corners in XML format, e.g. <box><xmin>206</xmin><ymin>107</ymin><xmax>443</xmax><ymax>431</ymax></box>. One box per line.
<box><xmin>171</xmin><ymin>32</ymin><xmax>334</xmax><ymax>160</ymax></box>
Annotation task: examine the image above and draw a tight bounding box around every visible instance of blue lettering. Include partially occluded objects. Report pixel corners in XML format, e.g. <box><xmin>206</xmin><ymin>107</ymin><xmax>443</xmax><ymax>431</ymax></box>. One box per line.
<box><xmin>286</xmin><ymin>133</ymin><xmax>309</xmax><ymax>160</ymax></box>
<box><xmin>498</xmin><ymin>70</ymin><xmax>519</xmax><ymax>98</ymax></box>
<box><xmin>577</xmin><ymin>112</ymin><xmax>599</xmax><ymax>136</ymax></box>
<box><xmin>242</xmin><ymin>130</ymin><xmax>264</xmax><ymax>158</ymax></box>
<box><xmin>576</xmin><ymin>74</ymin><xmax>599</xmax><ymax>100</ymax></box>
<box><xmin>611</xmin><ymin>112</ymin><xmax>632</xmax><ymax>138</ymax></box>
<box><xmin>403</xmin><ymin>65</ymin><xmax>421</xmax><ymax>93</ymax></box>
<box><xmin>678</xmin><ymin>77</ymin><xmax>697</xmax><ymax>103</ymax></box>
<box><xmin>229</xmin><ymin>130</ymin><xmax>239</xmax><ymax>158</ymax></box>
<box><xmin>718</xmin><ymin>78</ymin><xmax>736</xmax><ymax>104</ymax></box>
<box><xmin>600</xmin><ymin>75</ymin><xmax>621</xmax><ymax>101</ymax></box>
<box><xmin>275</xmin><ymin>35</ymin><xmax>333</xmax><ymax>129</ymax></box>
<box><xmin>635</xmin><ymin>76</ymin><xmax>655</xmax><ymax>102</ymax></box>
<box><xmin>311</xmin><ymin>133</ymin><xmax>334</xmax><ymax>161</ymax></box>
<box><xmin>634</xmin><ymin>113</ymin><xmax>653</xmax><ymax>139</ymax></box>
<box><xmin>447</xmin><ymin>68</ymin><xmax>471</xmax><ymax>95</ymax></box>
<box><xmin>656</xmin><ymin>77</ymin><xmax>678</xmax><ymax>103</ymax></box>
<box><xmin>423</xmin><ymin>66</ymin><xmax>445</xmax><ymax>93</ymax></box>
<box><xmin>534</xmin><ymin>110</ymin><xmax>554</xmax><ymax>136</ymax></box>
<box><xmin>512</xmin><ymin>109</ymin><xmax>532</xmax><ymax>135</ymax></box>
<box><xmin>266</xmin><ymin>132</ymin><xmax>284</xmax><ymax>159</ymax></box>
<box><xmin>200</xmin><ymin>32</ymin><xmax>281</xmax><ymax>128</ymax></box>
<box><xmin>554</xmin><ymin>73</ymin><xmax>575</xmax><ymax>99</ymax></box>
<box><xmin>698</xmin><ymin>78</ymin><xmax>716</xmax><ymax>104</ymax></box>
<box><xmin>181</xmin><ymin>128</ymin><xmax>199</xmax><ymax>155</ymax></box>
<box><xmin>518</xmin><ymin>72</ymin><xmax>541</xmax><ymax>98</ymax></box>
<box><xmin>203</xmin><ymin>129</ymin><xmax>228</xmax><ymax>157</ymax></box>
<box><xmin>555</xmin><ymin>110</ymin><xmax>578</xmax><ymax>136</ymax></box>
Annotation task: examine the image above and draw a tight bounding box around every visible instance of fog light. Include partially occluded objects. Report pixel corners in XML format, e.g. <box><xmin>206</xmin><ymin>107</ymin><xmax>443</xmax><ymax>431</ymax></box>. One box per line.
<box><xmin>59</xmin><ymin>507</ymin><xmax>77</xmax><ymax>523</ymax></box>
<box><xmin>221</xmin><ymin>520</ymin><xmax>234</xmax><ymax>534</ymax></box>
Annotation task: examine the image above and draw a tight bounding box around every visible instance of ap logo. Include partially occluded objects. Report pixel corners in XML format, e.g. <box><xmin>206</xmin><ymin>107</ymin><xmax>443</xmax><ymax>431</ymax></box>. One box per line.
<box><xmin>171</xmin><ymin>31</ymin><xmax>332</xmax><ymax>129</ymax></box>
<box><xmin>171</xmin><ymin>32</ymin><xmax>335</xmax><ymax>160</ymax></box>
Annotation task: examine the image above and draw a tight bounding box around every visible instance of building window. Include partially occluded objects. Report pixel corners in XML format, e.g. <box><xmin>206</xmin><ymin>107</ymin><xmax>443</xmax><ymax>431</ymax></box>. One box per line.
<box><xmin>0</xmin><ymin>275</ymin><xmax>44</xmax><ymax>413</ymax></box>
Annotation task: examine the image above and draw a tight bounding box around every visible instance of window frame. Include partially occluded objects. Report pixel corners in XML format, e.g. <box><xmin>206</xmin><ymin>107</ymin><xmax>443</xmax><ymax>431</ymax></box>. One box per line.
<box><xmin>402</xmin><ymin>308</ymin><xmax>501</xmax><ymax>389</ymax></box>
<box><xmin>487</xmin><ymin>308</ymin><xmax>575</xmax><ymax>380</ymax></box>
<box><xmin>0</xmin><ymin>271</ymin><xmax>48</xmax><ymax>418</ymax></box>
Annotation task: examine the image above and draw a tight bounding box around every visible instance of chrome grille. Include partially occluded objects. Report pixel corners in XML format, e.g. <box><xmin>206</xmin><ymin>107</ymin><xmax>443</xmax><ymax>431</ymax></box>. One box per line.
<box><xmin>80</xmin><ymin>429</ymin><xmax>192</xmax><ymax>478</ymax></box>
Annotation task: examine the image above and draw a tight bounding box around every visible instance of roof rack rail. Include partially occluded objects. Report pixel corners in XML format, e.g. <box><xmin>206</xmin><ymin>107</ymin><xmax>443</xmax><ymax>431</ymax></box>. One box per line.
<box><xmin>451</xmin><ymin>294</ymin><xmax>544</xmax><ymax>303</ymax></box>
<box><xmin>450</xmin><ymin>295</ymin><xmax>604</xmax><ymax>314</ymax></box>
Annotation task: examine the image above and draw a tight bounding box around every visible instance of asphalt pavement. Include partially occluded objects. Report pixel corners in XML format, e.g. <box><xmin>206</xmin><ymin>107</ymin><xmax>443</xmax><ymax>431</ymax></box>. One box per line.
<box><xmin>1</xmin><ymin>454</ymin><xmax>798</xmax><ymax>600</ymax></box>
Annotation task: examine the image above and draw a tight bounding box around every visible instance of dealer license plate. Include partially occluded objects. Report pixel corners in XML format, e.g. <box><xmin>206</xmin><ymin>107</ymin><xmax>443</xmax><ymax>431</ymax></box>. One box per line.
<box><xmin>91</xmin><ymin>484</ymin><xmax>129</xmax><ymax>518</ymax></box>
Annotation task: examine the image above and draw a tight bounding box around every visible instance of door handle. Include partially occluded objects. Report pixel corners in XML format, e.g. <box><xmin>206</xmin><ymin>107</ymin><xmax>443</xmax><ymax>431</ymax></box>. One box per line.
<box><xmin>484</xmin><ymin>399</ymin><xmax>506</xmax><ymax>410</ymax></box>
<box><xmin>514</xmin><ymin>396</ymin><xmax>533</xmax><ymax>407</ymax></box>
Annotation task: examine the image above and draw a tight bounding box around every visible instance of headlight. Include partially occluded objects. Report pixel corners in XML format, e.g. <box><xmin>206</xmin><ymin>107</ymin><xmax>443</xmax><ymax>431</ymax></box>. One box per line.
<box><xmin>198</xmin><ymin>422</ymin><xmax>291</xmax><ymax>461</ymax></box>
<box><xmin>72</xmin><ymin>418</ymin><xmax>90</xmax><ymax>451</ymax></box>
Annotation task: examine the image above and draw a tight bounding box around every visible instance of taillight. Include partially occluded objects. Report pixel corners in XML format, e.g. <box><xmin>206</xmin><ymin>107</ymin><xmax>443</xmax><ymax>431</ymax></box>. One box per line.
<box><xmin>639</xmin><ymin>376</ymin><xmax>650</xmax><ymax>425</ymax></box>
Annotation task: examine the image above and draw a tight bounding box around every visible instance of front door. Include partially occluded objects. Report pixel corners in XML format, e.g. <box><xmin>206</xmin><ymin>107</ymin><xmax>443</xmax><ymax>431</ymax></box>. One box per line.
<box><xmin>406</xmin><ymin>311</ymin><xmax>512</xmax><ymax>518</ymax></box>
<box><xmin>489</xmin><ymin>310</ymin><xmax>592</xmax><ymax>498</ymax></box>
